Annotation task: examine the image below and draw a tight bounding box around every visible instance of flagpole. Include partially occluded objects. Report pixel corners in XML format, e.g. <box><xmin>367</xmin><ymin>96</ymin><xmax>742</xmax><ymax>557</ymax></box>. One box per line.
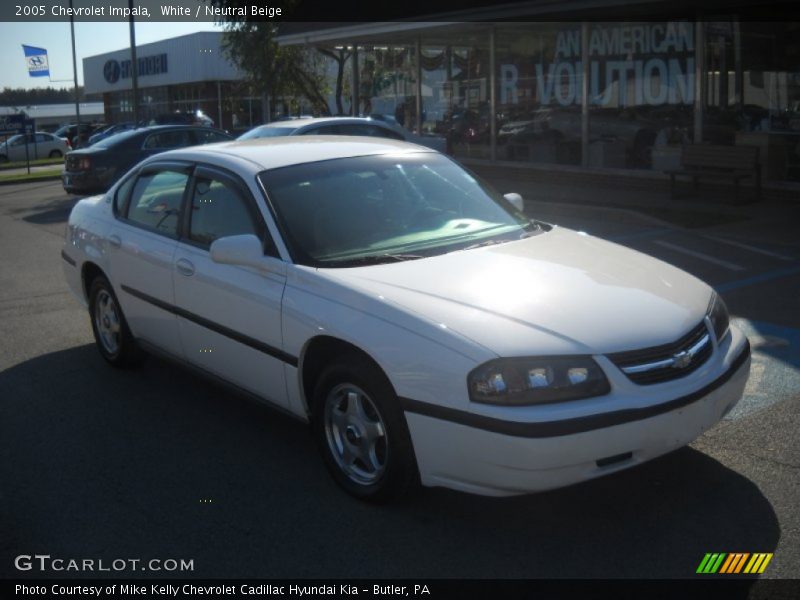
<box><xmin>129</xmin><ymin>0</ymin><xmax>139</xmax><ymax>125</ymax></box>
<box><xmin>69</xmin><ymin>0</ymin><xmax>81</xmax><ymax>144</ymax></box>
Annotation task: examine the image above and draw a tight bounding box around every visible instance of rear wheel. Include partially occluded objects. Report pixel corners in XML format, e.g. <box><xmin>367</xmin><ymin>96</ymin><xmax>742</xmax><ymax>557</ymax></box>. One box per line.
<box><xmin>49</xmin><ymin>150</ymin><xmax>63</xmax><ymax>158</ymax></box>
<box><xmin>312</xmin><ymin>355</ymin><xmax>418</xmax><ymax>502</ymax></box>
<box><xmin>88</xmin><ymin>276</ymin><xmax>145</xmax><ymax>367</ymax></box>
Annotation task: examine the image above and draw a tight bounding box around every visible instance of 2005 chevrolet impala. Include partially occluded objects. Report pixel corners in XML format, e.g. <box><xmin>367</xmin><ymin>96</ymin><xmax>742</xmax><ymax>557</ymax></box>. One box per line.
<box><xmin>62</xmin><ymin>137</ymin><xmax>750</xmax><ymax>501</ymax></box>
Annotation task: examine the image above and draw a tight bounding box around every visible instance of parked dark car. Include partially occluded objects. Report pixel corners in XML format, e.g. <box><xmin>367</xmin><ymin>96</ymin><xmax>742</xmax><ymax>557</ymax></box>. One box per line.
<box><xmin>152</xmin><ymin>110</ymin><xmax>214</xmax><ymax>127</ymax></box>
<box><xmin>62</xmin><ymin>125</ymin><xmax>232</xmax><ymax>194</ymax></box>
<box><xmin>86</xmin><ymin>122</ymin><xmax>138</xmax><ymax>146</ymax></box>
<box><xmin>54</xmin><ymin>123</ymin><xmax>106</xmax><ymax>149</ymax></box>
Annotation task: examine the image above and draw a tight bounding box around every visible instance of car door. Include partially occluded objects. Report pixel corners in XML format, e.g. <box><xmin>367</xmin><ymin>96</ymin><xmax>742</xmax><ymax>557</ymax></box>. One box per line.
<box><xmin>36</xmin><ymin>133</ymin><xmax>53</xmax><ymax>157</ymax></box>
<box><xmin>172</xmin><ymin>165</ymin><xmax>290</xmax><ymax>408</ymax></box>
<box><xmin>107</xmin><ymin>162</ymin><xmax>191</xmax><ymax>357</ymax></box>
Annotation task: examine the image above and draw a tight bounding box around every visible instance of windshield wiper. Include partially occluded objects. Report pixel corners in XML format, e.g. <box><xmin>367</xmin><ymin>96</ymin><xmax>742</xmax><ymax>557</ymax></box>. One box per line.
<box><xmin>326</xmin><ymin>253</ymin><xmax>425</xmax><ymax>267</ymax></box>
<box><xmin>460</xmin><ymin>238</ymin><xmax>512</xmax><ymax>252</ymax></box>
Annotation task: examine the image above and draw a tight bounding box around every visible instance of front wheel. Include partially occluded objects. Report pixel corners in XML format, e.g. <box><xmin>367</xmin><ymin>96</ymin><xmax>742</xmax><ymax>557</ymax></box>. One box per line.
<box><xmin>88</xmin><ymin>276</ymin><xmax>145</xmax><ymax>367</ymax></box>
<box><xmin>312</xmin><ymin>356</ymin><xmax>419</xmax><ymax>502</ymax></box>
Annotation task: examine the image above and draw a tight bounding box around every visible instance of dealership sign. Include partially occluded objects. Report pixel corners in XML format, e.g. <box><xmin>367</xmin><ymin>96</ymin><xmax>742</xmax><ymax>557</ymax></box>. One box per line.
<box><xmin>103</xmin><ymin>53</ymin><xmax>168</xmax><ymax>84</ymax></box>
<box><xmin>500</xmin><ymin>22</ymin><xmax>695</xmax><ymax>107</ymax></box>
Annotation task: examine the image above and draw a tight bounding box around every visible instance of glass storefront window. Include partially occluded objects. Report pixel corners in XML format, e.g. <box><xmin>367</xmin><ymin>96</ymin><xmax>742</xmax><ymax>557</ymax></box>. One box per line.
<box><xmin>721</xmin><ymin>22</ymin><xmax>800</xmax><ymax>181</ymax></box>
<box><xmin>588</xmin><ymin>22</ymin><xmax>696</xmax><ymax>172</ymax></box>
<box><xmin>358</xmin><ymin>45</ymin><xmax>417</xmax><ymax>128</ymax></box>
<box><xmin>420</xmin><ymin>30</ymin><xmax>491</xmax><ymax>159</ymax></box>
<box><xmin>495</xmin><ymin>23</ymin><xmax>583</xmax><ymax>165</ymax></box>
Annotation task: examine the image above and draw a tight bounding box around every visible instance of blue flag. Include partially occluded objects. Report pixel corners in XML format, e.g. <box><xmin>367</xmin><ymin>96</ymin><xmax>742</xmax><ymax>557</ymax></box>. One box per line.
<box><xmin>22</xmin><ymin>45</ymin><xmax>50</xmax><ymax>78</ymax></box>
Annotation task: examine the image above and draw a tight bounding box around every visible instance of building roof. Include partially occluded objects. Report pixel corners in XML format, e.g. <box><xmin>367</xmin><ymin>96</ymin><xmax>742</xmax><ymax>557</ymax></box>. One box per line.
<box><xmin>0</xmin><ymin>103</ymin><xmax>104</xmax><ymax>120</ymax></box>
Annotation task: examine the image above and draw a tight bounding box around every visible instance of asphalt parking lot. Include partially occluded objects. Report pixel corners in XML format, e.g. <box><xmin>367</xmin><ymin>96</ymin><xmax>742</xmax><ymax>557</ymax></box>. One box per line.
<box><xmin>0</xmin><ymin>180</ymin><xmax>798</xmax><ymax>581</ymax></box>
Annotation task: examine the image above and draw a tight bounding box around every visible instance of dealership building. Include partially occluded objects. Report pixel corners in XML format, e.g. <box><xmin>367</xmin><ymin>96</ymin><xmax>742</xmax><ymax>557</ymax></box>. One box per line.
<box><xmin>274</xmin><ymin>5</ymin><xmax>800</xmax><ymax>184</ymax></box>
<box><xmin>84</xmin><ymin>3</ymin><xmax>800</xmax><ymax>184</ymax></box>
<box><xmin>82</xmin><ymin>31</ymin><xmax>261</xmax><ymax>132</ymax></box>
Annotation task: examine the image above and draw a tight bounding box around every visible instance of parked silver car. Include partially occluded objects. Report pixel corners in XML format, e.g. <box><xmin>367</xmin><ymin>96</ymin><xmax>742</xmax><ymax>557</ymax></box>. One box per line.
<box><xmin>238</xmin><ymin>116</ymin><xmax>450</xmax><ymax>154</ymax></box>
<box><xmin>0</xmin><ymin>132</ymin><xmax>70</xmax><ymax>162</ymax></box>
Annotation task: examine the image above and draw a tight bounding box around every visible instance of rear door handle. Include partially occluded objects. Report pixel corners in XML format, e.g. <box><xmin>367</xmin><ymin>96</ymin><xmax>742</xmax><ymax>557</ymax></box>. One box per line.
<box><xmin>108</xmin><ymin>234</ymin><xmax>121</xmax><ymax>249</ymax></box>
<box><xmin>176</xmin><ymin>258</ymin><xmax>195</xmax><ymax>277</ymax></box>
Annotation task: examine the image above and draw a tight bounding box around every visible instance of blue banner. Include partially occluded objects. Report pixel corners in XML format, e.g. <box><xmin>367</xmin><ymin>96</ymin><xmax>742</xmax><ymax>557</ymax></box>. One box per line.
<box><xmin>22</xmin><ymin>45</ymin><xmax>50</xmax><ymax>78</ymax></box>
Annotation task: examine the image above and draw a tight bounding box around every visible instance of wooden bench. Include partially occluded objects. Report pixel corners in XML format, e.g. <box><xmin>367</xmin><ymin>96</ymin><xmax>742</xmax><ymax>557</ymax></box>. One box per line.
<box><xmin>665</xmin><ymin>144</ymin><xmax>761</xmax><ymax>202</ymax></box>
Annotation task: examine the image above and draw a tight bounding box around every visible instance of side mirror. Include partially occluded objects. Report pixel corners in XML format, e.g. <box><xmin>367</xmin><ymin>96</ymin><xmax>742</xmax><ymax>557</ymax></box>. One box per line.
<box><xmin>210</xmin><ymin>234</ymin><xmax>268</xmax><ymax>271</ymax></box>
<box><xmin>504</xmin><ymin>192</ymin><xmax>525</xmax><ymax>212</ymax></box>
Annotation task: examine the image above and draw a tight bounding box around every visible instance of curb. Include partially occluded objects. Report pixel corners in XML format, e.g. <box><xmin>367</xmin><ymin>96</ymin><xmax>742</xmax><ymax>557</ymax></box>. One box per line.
<box><xmin>0</xmin><ymin>174</ymin><xmax>62</xmax><ymax>187</ymax></box>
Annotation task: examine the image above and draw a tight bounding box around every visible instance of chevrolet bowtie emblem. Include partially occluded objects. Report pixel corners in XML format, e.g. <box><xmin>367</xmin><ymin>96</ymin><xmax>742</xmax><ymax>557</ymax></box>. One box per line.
<box><xmin>672</xmin><ymin>350</ymin><xmax>693</xmax><ymax>369</ymax></box>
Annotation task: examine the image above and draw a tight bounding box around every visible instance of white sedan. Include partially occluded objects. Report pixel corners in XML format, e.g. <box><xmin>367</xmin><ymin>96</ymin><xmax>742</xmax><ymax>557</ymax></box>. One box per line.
<box><xmin>62</xmin><ymin>137</ymin><xmax>750</xmax><ymax>501</ymax></box>
<box><xmin>0</xmin><ymin>132</ymin><xmax>70</xmax><ymax>162</ymax></box>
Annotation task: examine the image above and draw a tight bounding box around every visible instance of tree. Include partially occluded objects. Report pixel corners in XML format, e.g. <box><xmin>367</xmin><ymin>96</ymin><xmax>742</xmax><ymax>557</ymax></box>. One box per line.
<box><xmin>317</xmin><ymin>47</ymin><xmax>351</xmax><ymax>116</ymax></box>
<box><xmin>210</xmin><ymin>1</ymin><xmax>332</xmax><ymax>117</ymax></box>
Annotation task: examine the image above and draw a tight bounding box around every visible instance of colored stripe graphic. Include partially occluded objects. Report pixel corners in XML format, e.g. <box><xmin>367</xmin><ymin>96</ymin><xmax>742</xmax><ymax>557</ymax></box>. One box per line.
<box><xmin>698</xmin><ymin>553</ymin><xmax>773</xmax><ymax>574</ymax></box>
<box><xmin>744</xmin><ymin>553</ymin><xmax>774</xmax><ymax>574</ymax></box>
<box><xmin>697</xmin><ymin>553</ymin><xmax>727</xmax><ymax>573</ymax></box>
<box><xmin>720</xmin><ymin>553</ymin><xmax>749</xmax><ymax>573</ymax></box>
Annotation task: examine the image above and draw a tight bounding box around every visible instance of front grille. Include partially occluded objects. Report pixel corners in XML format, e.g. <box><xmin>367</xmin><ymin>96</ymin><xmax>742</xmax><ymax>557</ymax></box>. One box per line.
<box><xmin>608</xmin><ymin>322</ymin><xmax>713</xmax><ymax>385</ymax></box>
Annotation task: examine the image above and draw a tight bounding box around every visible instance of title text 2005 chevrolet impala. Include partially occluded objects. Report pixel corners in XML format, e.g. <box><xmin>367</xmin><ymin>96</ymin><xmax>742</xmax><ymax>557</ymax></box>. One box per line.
<box><xmin>62</xmin><ymin>137</ymin><xmax>750</xmax><ymax>501</ymax></box>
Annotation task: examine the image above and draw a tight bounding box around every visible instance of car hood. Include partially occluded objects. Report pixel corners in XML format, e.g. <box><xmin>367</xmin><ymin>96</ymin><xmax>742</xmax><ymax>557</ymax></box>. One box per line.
<box><xmin>322</xmin><ymin>227</ymin><xmax>712</xmax><ymax>357</ymax></box>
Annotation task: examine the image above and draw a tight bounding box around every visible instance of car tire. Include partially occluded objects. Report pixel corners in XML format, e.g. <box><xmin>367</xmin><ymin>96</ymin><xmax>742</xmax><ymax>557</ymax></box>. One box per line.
<box><xmin>88</xmin><ymin>276</ymin><xmax>145</xmax><ymax>368</ymax></box>
<box><xmin>49</xmin><ymin>150</ymin><xmax>63</xmax><ymax>158</ymax></box>
<box><xmin>311</xmin><ymin>354</ymin><xmax>419</xmax><ymax>503</ymax></box>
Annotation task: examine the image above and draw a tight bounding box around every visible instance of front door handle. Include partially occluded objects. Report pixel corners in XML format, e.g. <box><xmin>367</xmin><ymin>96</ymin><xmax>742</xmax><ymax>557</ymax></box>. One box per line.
<box><xmin>108</xmin><ymin>234</ymin><xmax>121</xmax><ymax>249</ymax></box>
<box><xmin>176</xmin><ymin>258</ymin><xmax>195</xmax><ymax>277</ymax></box>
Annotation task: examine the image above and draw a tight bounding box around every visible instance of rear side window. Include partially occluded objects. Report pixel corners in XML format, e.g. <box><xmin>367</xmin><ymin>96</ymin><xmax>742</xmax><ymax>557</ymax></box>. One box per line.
<box><xmin>125</xmin><ymin>170</ymin><xmax>189</xmax><ymax>237</ymax></box>
<box><xmin>143</xmin><ymin>130</ymin><xmax>192</xmax><ymax>149</ymax></box>
<box><xmin>113</xmin><ymin>173</ymin><xmax>137</xmax><ymax>216</ymax></box>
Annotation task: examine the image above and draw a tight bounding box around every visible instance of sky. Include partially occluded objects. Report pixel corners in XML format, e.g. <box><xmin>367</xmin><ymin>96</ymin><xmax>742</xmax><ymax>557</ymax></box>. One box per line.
<box><xmin>0</xmin><ymin>21</ymin><xmax>222</xmax><ymax>91</ymax></box>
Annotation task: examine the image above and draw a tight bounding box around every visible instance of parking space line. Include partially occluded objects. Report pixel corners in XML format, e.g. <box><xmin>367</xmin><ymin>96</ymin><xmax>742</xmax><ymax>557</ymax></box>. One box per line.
<box><xmin>652</xmin><ymin>240</ymin><xmax>746</xmax><ymax>271</ymax></box>
<box><xmin>606</xmin><ymin>228</ymin><xmax>671</xmax><ymax>242</ymax></box>
<box><xmin>715</xmin><ymin>264</ymin><xmax>800</xmax><ymax>293</ymax></box>
<box><xmin>700</xmin><ymin>234</ymin><xmax>795</xmax><ymax>261</ymax></box>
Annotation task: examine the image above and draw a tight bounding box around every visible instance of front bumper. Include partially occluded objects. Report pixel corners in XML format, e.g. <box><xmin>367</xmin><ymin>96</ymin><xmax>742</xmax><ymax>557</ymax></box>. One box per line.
<box><xmin>404</xmin><ymin>331</ymin><xmax>751</xmax><ymax>497</ymax></box>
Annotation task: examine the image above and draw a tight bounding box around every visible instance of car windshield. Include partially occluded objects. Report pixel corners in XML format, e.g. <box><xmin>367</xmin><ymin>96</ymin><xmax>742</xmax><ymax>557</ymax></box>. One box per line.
<box><xmin>93</xmin><ymin>129</ymin><xmax>140</xmax><ymax>148</ymax></box>
<box><xmin>238</xmin><ymin>126</ymin><xmax>296</xmax><ymax>140</ymax></box>
<box><xmin>259</xmin><ymin>153</ymin><xmax>538</xmax><ymax>268</ymax></box>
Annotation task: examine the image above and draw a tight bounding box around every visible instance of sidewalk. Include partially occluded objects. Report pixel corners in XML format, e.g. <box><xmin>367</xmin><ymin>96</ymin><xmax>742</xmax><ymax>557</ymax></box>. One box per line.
<box><xmin>471</xmin><ymin>163</ymin><xmax>800</xmax><ymax>248</ymax></box>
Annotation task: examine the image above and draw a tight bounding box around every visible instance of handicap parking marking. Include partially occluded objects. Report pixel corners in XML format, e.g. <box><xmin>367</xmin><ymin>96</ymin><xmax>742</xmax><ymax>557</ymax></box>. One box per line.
<box><xmin>652</xmin><ymin>239</ymin><xmax>746</xmax><ymax>271</ymax></box>
<box><xmin>699</xmin><ymin>234</ymin><xmax>796</xmax><ymax>262</ymax></box>
<box><xmin>725</xmin><ymin>318</ymin><xmax>800</xmax><ymax>421</ymax></box>
<box><xmin>715</xmin><ymin>264</ymin><xmax>800</xmax><ymax>293</ymax></box>
<box><xmin>606</xmin><ymin>227</ymin><xmax>673</xmax><ymax>243</ymax></box>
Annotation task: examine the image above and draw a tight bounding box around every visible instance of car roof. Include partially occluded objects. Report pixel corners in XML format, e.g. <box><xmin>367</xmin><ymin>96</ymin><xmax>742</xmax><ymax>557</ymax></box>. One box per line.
<box><xmin>152</xmin><ymin>136</ymin><xmax>435</xmax><ymax>171</ymax></box>
<box><xmin>259</xmin><ymin>117</ymin><xmax>389</xmax><ymax>130</ymax></box>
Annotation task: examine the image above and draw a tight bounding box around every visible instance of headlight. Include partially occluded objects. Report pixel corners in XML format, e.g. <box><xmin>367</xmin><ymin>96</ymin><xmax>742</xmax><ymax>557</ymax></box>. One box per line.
<box><xmin>468</xmin><ymin>356</ymin><xmax>610</xmax><ymax>406</ymax></box>
<box><xmin>707</xmin><ymin>292</ymin><xmax>730</xmax><ymax>343</ymax></box>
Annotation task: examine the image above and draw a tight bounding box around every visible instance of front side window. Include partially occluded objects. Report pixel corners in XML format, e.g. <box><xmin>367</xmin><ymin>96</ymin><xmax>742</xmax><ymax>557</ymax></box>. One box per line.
<box><xmin>193</xmin><ymin>130</ymin><xmax>231</xmax><ymax>144</ymax></box>
<box><xmin>188</xmin><ymin>176</ymin><xmax>260</xmax><ymax>247</ymax></box>
<box><xmin>259</xmin><ymin>153</ymin><xmax>536</xmax><ymax>267</ymax></box>
<box><xmin>302</xmin><ymin>125</ymin><xmax>342</xmax><ymax>135</ymax></box>
<box><xmin>125</xmin><ymin>169</ymin><xmax>189</xmax><ymax>236</ymax></box>
<box><xmin>237</xmin><ymin>126</ymin><xmax>295</xmax><ymax>140</ymax></box>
